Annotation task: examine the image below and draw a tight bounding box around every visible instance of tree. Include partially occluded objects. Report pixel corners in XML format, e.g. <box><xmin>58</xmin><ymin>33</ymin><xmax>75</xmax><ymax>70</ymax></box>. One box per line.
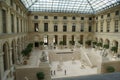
<box><xmin>106</xmin><ymin>66</ymin><xmax>115</xmax><ymax>73</ymax></box>
<box><xmin>39</xmin><ymin>41</ymin><xmax>44</xmax><ymax>45</ymax></box>
<box><xmin>69</xmin><ymin>41</ymin><xmax>75</xmax><ymax>45</ymax></box>
<box><xmin>103</xmin><ymin>44</ymin><xmax>109</xmax><ymax>49</ymax></box>
<box><xmin>96</xmin><ymin>42</ymin><xmax>102</xmax><ymax>47</ymax></box>
<box><xmin>36</xmin><ymin>72</ymin><xmax>45</xmax><ymax>80</ymax></box>
<box><xmin>78</xmin><ymin>40</ymin><xmax>83</xmax><ymax>45</ymax></box>
<box><xmin>92</xmin><ymin>41</ymin><xmax>97</xmax><ymax>48</ymax></box>
<box><xmin>85</xmin><ymin>40</ymin><xmax>91</xmax><ymax>46</ymax></box>
<box><xmin>111</xmin><ymin>46</ymin><xmax>117</xmax><ymax>53</ymax></box>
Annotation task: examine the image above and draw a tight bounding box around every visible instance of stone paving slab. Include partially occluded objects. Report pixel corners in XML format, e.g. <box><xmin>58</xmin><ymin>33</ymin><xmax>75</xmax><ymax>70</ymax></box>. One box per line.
<box><xmin>54</xmin><ymin>72</ymin><xmax>120</xmax><ymax>80</ymax></box>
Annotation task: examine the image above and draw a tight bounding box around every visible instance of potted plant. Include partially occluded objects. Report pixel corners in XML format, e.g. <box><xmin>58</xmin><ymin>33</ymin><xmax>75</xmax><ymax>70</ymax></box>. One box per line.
<box><xmin>59</xmin><ymin>41</ymin><xmax>63</xmax><ymax>49</ymax></box>
<box><xmin>111</xmin><ymin>46</ymin><xmax>117</xmax><ymax>53</ymax></box>
<box><xmin>39</xmin><ymin>41</ymin><xmax>44</xmax><ymax>49</ymax></box>
<box><xmin>92</xmin><ymin>41</ymin><xmax>97</xmax><ymax>48</ymax></box>
<box><xmin>103</xmin><ymin>44</ymin><xmax>109</xmax><ymax>49</ymax></box>
<box><xmin>36</xmin><ymin>72</ymin><xmax>45</xmax><ymax>80</ymax></box>
<box><xmin>85</xmin><ymin>40</ymin><xmax>92</xmax><ymax>47</ymax></box>
<box><xmin>69</xmin><ymin>41</ymin><xmax>75</xmax><ymax>45</ymax></box>
<box><xmin>78</xmin><ymin>40</ymin><xmax>83</xmax><ymax>45</ymax></box>
<box><xmin>106</xmin><ymin>66</ymin><xmax>115</xmax><ymax>73</ymax></box>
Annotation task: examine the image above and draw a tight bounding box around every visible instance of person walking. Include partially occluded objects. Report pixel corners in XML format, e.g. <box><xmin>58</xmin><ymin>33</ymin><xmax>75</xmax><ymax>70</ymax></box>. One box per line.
<box><xmin>64</xmin><ymin>70</ymin><xmax>66</xmax><ymax>75</ymax></box>
<box><xmin>54</xmin><ymin>70</ymin><xmax>56</xmax><ymax>75</ymax></box>
<box><xmin>51</xmin><ymin>70</ymin><xmax>52</xmax><ymax>75</ymax></box>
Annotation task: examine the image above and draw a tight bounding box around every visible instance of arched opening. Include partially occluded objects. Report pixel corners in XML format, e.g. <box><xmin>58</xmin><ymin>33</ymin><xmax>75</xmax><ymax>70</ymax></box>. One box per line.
<box><xmin>113</xmin><ymin>40</ymin><xmax>118</xmax><ymax>52</ymax></box>
<box><xmin>80</xmin><ymin>35</ymin><xmax>84</xmax><ymax>44</ymax></box>
<box><xmin>95</xmin><ymin>37</ymin><xmax>98</xmax><ymax>42</ymax></box>
<box><xmin>17</xmin><ymin>38</ymin><xmax>20</xmax><ymax>62</ymax></box>
<box><xmin>99</xmin><ymin>38</ymin><xmax>103</xmax><ymax>46</ymax></box>
<box><xmin>44</xmin><ymin>35</ymin><xmax>48</xmax><ymax>45</ymax></box>
<box><xmin>105</xmin><ymin>39</ymin><xmax>110</xmax><ymax>44</ymax></box>
<box><xmin>3</xmin><ymin>42</ymin><xmax>9</xmax><ymax>71</ymax></box>
<box><xmin>54</xmin><ymin>35</ymin><xmax>58</xmax><ymax>45</ymax></box>
<box><xmin>11</xmin><ymin>40</ymin><xmax>16</xmax><ymax>64</ymax></box>
<box><xmin>63</xmin><ymin>35</ymin><xmax>67</xmax><ymax>45</ymax></box>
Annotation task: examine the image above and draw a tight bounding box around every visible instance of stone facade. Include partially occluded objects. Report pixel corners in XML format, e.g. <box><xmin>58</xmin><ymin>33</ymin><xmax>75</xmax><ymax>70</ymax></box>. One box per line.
<box><xmin>0</xmin><ymin>0</ymin><xmax>120</xmax><ymax>80</ymax></box>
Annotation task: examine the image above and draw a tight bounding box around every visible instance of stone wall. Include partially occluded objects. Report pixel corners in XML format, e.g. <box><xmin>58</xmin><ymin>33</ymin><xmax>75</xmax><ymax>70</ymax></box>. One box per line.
<box><xmin>16</xmin><ymin>63</ymin><xmax>51</xmax><ymax>80</ymax></box>
<box><xmin>99</xmin><ymin>61</ymin><xmax>120</xmax><ymax>73</ymax></box>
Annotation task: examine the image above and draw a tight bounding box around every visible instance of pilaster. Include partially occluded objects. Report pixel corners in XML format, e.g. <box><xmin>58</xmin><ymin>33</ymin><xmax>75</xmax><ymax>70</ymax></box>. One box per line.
<box><xmin>0</xmin><ymin>49</ymin><xmax>4</xmax><ymax>80</ymax></box>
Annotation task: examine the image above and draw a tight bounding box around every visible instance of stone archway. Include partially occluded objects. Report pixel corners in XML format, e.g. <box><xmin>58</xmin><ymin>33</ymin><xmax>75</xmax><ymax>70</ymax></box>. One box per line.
<box><xmin>113</xmin><ymin>40</ymin><xmax>118</xmax><ymax>52</ymax></box>
<box><xmin>105</xmin><ymin>39</ymin><xmax>110</xmax><ymax>44</ymax></box>
<box><xmin>17</xmin><ymin>38</ymin><xmax>21</xmax><ymax>62</ymax></box>
<box><xmin>11</xmin><ymin>40</ymin><xmax>16</xmax><ymax>64</ymax></box>
<box><xmin>34</xmin><ymin>35</ymin><xmax>40</xmax><ymax>47</ymax></box>
<box><xmin>3</xmin><ymin>42</ymin><xmax>10</xmax><ymax>71</ymax></box>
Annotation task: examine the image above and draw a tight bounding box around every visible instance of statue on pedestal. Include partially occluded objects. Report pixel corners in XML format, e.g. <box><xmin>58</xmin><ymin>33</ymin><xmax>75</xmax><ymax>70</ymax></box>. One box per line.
<box><xmin>40</xmin><ymin>51</ymin><xmax>47</xmax><ymax>62</ymax></box>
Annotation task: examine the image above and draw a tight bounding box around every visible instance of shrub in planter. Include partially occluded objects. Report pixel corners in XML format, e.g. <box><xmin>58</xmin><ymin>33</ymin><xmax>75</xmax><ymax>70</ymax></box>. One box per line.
<box><xmin>111</xmin><ymin>46</ymin><xmax>118</xmax><ymax>53</ymax></box>
<box><xmin>106</xmin><ymin>66</ymin><xmax>115</xmax><ymax>73</ymax></box>
<box><xmin>85</xmin><ymin>40</ymin><xmax>91</xmax><ymax>46</ymax></box>
<box><xmin>103</xmin><ymin>44</ymin><xmax>109</xmax><ymax>49</ymax></box>
<box><xmin>59</xmin><ymin>41</ymin><xmax>63</xmax><ymax>45</ymax></box>
<box><xmin>78</xmin><ymin>41</ymin><xmax>83</xmax><ymax>45</ymax></box>
<box><xmin>92</xmin><ymin>41</ymin><xmax>97</xmax><ymax>48</ymax></box>
<box><xmin>36</xmin><ymin>72</ymin><xmax>45</xmax><ymax>80</ymax></box>
<box><xmin>69</xmin><ymin>41</ymin><xmax>75</xmax><ymax>45</ymax></box>
<box><xmin>96</xmin><ymin>42</ymin><xmax>102</xmax><ymax>47</ymax></box>
<box><xmin>39</xmin><ymin>41</ymin><xmax>44</xmax><ymax>45</ymax></box>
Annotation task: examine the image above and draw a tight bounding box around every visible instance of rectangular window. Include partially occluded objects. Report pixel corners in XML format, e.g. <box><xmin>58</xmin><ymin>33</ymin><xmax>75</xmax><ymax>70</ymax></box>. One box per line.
<box><xmin>89</xmin><ymin>17</ymin><xmax>92</xmax><ymax>20</ymax></box>
<box><xmin>17</xmin><ymin>17</ymin><xmax>19</xmax><ymax>32</ymax></box>
<box><xmin>88</xmin><ymin>23</ymin><xmax>92</xmax><ymax>32</ymax></box>
<box><xmin>34</xmin><ymin>15</ymin><xmax>38</xmax><ymax>19</ymax></box>
<box><xmin>16</xmin><ymin>6</ymin><xmax>18</xmax><ymax>11</ymax></box>
<box><xmin>34</xmin><ymin>23</ymin><xmax>39</xmax><ymax>32</ymax></box>
<box><xmin>44</xmin><ymin>16</ymin><xmax>48</xmax><ymax>19</ymax></box>
<box><xmin>100</xmin><ymin>22</ymin><xmax>103</xmax><ymax>32</ymax></box>
<box><xmin>11</xmin><ymin>14</ymin><xmax>14</xmax><ymax>33</ymax></box>
<box><xmin>81</xmin><ymin>17</ymin><xmax>84</xmax><ymax>20</ymax></box>
<box><xmin>115</xmin><ymin>20</ymin><xmax>118</xmax><ymax>32</ymax></box>
<box><xmin>101</xmin><ymin>15</ymin><xmax>103</xmax><ymax>19</ymax></box>
<box><xmin>115</xmin><ymin>10</ymin><xmax>119</xmax><ymax>16</ymax></box>
<box><xmin>81</xmin><ymin>23</ymin><xmax>84</xmax><ymax>32</ymax></box>
<box><xmin>54</xmin><ymin>16</ymin><xmax>57</xmax><ymax>19</ymax></box>
<box><xmin>96</xmin><ymin>17</ymin><xmax>98</xmax><ymax>20</ymax></box>
<box><xmin>54</xmin><ymin>25</ymin><xmax>58</xmax><ymax>32</ymax></box>
<box><xmin>107</xmin><ymin>13</ymin><xmax>110</xmax><ymax>17</ymax></box>
<box><xmin>44</xmin><ymin>23</ymin><xmax>48</xmax><ymax>32</ymax></box>
<box><xmin>106</xmin><ymin>21</ymin><xmax>110</xmax><ymax>32</ymax></box>
<box><xmin>21</xmin><ymin>19</ymin><xmax>22</xmax><ymax>32</ymax></box>
<box><xmin>63</xmin><ymin>16</ymin><xmax>67</xmax><ymax>20</ymax></box>
<box><xmin>10</xmin><ymin>0</ymin><xmax>13</xmax><ymax>6</ymax></box>
<box><xmin>72</xmin><ymin>16</ymin><xmax>76</xmax><ymax>20</ymax></box>
<box><xmin>2</xmin><ymin>9</ymin><xmax>7</xmax><ymax>33</ymax></box>
<box><xmin>72</xmin><ymin>25</ymin><xmax>76</xmax><ymax>32</ymax></box>
<box><xmin>96</xmin><ymin>23</ymin><xmax>98</xmax><ymax>32</ymax></box>
<box><xmin>63</xmin><ymin>25</ymin><xmax>67</xmax><ymax>32</ymax></box>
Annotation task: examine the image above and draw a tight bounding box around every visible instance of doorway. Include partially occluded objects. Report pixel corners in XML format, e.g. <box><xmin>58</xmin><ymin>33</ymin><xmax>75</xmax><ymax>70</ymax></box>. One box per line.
<box><xmin>35</xmin><ymin>42</ymin><xmax>39</xmax><ymax>47</ymax></box>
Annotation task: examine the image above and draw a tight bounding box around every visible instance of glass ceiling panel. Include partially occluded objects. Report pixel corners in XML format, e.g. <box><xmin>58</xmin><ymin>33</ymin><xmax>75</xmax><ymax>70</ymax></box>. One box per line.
<box><xmin>21</xmin><ymin>0</ymin><xmax>120</xmax><ymax>14</ymax></box>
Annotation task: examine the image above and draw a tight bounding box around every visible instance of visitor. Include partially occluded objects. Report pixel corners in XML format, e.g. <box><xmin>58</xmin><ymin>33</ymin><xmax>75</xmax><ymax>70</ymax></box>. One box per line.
<box><xmin>51</xmin><ymin>70</ymin><xmax>52</xmax><ymax>75</ymax></box>
<box><xmin>64</xmin><ymin>70</ymin><xmax>66</xmax><ymax>75</ymax></box>
<box><xmin>54</xmin><ymin>70</ymin><xmax>56</xmax><ymax>75</ymax></box>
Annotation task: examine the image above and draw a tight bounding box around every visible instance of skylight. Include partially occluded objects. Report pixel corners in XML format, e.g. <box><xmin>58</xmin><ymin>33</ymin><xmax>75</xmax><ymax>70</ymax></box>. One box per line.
<box><xmin>21</xmin><ymin>0</ymin><xmax>120</xmax><ymax>14</ymax></box>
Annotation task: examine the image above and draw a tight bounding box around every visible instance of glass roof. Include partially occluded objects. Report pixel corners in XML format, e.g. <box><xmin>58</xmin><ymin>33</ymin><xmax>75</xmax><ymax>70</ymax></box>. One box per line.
<box><xmin>21</xmin><ymin>0</ymin><xmax>120</xmax><ymax>14</ymax></box>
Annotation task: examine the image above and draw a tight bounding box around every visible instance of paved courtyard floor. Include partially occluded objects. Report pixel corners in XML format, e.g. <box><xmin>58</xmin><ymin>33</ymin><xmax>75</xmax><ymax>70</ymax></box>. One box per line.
<box><xmin>51</xmin><ymin>60</ymin><xmax>97</xmax><ymax>79</ymax></box>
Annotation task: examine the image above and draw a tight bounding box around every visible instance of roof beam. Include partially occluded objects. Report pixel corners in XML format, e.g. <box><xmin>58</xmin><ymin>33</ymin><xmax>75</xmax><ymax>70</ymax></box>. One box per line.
<box><xmin>87</xmin><ymin>0</ymin><xmax>95</xmax><ymax>13</ymax></box>
<box><xmin>27</xmin><ymin>0</ymin><xmax>38</xmax><ymax>10</ymax></box>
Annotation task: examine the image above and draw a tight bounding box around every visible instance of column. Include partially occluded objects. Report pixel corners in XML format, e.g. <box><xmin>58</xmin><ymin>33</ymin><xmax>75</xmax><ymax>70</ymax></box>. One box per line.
<box><xmin>6</xmin><ymin>9</ymin><xmax>11</xmax><ymax>33</ymax></box>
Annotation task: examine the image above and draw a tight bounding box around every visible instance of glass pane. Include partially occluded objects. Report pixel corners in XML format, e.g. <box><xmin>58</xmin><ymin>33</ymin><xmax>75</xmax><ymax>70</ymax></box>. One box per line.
<box><xmin>20</xmin><ymin>0</ymin><xmax>120</xmax><ymax>14</ymax></box>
